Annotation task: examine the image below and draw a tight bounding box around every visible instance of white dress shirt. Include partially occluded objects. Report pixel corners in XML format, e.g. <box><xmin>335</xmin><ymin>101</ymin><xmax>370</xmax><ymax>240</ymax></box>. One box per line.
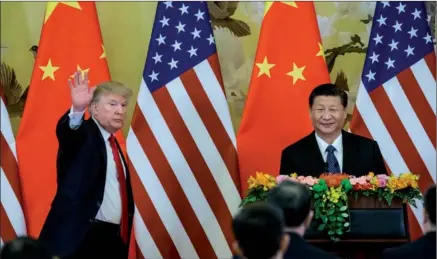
<box><xmin>314</xmin><ymin>132</ymin><xmax>343</xmax><ymax>172</ymax></box>
<box><xmin>68</xmin><ymin>107</ymin><xmax>126</xmax><ymax>224</ymax></box>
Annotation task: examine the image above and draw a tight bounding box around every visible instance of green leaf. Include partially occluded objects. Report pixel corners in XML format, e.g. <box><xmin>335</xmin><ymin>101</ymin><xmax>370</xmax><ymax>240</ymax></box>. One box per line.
<box><xmin>344</xmin><ymin>222</ymin><xmax>350</xmax><ymax>227</ymax></box>
<box><xmin>327</xmin><ymin>208</ymin><xmax>335</xmax><ymax>215</ymax></box>
<box><xmin>341</xmin><ymin>213</ymin><xmax>349</xmax><ymax>218</ymax></box>
<box><xmin>314</xmin><ymin>193</ymin><xmax>320</xmax><ymax>199</ymax></box>
<box><xmin>321</xmin><ymin>215</ymin><xmax>328</xmax><ymax>223</ymax></box>
<box><xmin>337</xmin><ymin>217</ymin><xmax>345</xmax><ymax>222</ymax></box>
<box><xmin>329</xmin><ymin>216</ymin><xmax>337</xmax><ymax>222</ymax></box>
<box><xmin>339</xmin><ymin>206</ymin><xmax>347</xmax><ymax>211</ymax></box>
<box><xmin>328</xmin><ymin>230</ymin><xmax>335</xmax><ymax>235</ymax></box>
<box><xmin>336</xmin><ymin>229</ymin><xmax>343</xmax><ymax>235</ymax></box>
<box><xmin>317</xmin><ymin>224</ymin><xmax>326</xmax><ymax>231</ymax></box>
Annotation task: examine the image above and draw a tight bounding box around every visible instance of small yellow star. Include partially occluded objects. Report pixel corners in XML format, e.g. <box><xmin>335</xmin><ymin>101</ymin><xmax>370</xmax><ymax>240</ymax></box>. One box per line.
<box><xmin>45</xmin><ymin>2</ymin><xmax>81</xmax><ymax>23</ymax></box>
<box><xmin>39</xmin><ymin>59</ymin><xmax>60</xmax><ymax>81</ymax></box>
<box><xmin>70</xmin><ymin>65</ymin><xmax>90</xmax><ymax>80</ymax></box>
<box><xmin>286</xmin><ymin>63</ymin><xmax>306</xmax><ymax>85</ymax></box>
<box><xmin>316</xmin><ymin>42</ymin><xmax>325</xmax><ymax>61</ymax></box>
<box><xmin>265</xmin><ymin>2</ymin><xmax>297</xmax><ymax>15</ymax></box>
<box><xmin>99</xmin><ymin>44</ymin><xmax>106</xmax><ymax>59</ymax></box>
<box><xmin>256</xmin><ymin>56</ymin><xmax>276</xmax><ymax>78</ymax></box>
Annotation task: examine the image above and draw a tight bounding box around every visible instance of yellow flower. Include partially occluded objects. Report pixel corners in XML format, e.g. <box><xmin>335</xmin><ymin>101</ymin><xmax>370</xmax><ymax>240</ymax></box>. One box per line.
<box><xmin>247</xmin><ymin>172</ymin><xmax>276</xmax><ymax>191</ymax></box>
<box><xmin>368</xmin><ymin>172</ymin><xmax>375</xmax><ymax>177</ymax></box>
<box><xmin>290</xmin><ymin>173</ymin><xmax>298</xmax><ymax>178</ymax></box>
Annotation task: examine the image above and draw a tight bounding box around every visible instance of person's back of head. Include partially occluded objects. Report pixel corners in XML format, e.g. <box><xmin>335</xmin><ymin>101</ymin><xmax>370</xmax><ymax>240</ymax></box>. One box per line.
<box><xmin>0</xmin><ymin>236</ymin><xmax>53</xmax><ymax>259</ymax></box>
<box><xmin>232</xmin><ymin>202</ymin><xmax>289</xmax><ymax>259</ymax></box>
<box><xmin>267</xmin><ymin>181</ymin><xmax>313</xmax><ymax>230</ymax></box>
<box><xmin>424</xmin><ymin>184</ymin><xmax>436</xmax><ymax>232</ymax></box>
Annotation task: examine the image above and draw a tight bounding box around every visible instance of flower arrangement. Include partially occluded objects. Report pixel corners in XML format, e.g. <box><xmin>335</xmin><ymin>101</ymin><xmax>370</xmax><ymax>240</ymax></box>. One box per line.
<box><xmin>240</xmin><ymin>172</ymin><xmax>422</xmax><ymax>242</ymax></box>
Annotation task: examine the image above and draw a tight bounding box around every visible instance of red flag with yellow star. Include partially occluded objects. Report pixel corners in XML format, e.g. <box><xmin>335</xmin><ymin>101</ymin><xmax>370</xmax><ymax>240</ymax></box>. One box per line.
<box><xmin>236</xmin><ymin>2</ymin><xmax>330</xmax><ymax>193</ymax></box>
<box><xmin>16</xmin><ymin>2</ymin><xmax>126</xmax><ymax>238</ymax></box>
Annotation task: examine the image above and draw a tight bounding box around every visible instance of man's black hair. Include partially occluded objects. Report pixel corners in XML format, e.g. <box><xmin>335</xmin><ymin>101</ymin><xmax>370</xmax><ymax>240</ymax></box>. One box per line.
<box><xmin>267</xmin><ymin>181</ymin><xmax>312</xmax><ymax>227</ymax></box>
<box><xmin>309</xmin><ymin>83</ymin><xmax>348</xmax><ymax>108</ymax></box>
<box><xmin>0</xmin><ymin>236</ymin><xmax>53</xmax><ymax>259</ymax></box>
<box><xmin>232</xmin><ymin>202</ymin><xmax>285</xmax><ymax>259</ymax></box>
<box><xmin>424</xmin><ymin>184</ymin><xmax>436</xmax><ymax>225</ymax></box>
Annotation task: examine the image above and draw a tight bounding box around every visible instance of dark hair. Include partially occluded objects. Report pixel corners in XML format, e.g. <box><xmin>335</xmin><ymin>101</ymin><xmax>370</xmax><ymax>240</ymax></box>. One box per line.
<box><xmin>267</xmin><ymin>181</ymin><xmax>312</xmax><ymax>227</ymax></box>
<box><xmin>232</xmin><ymin>202</ymin><xmax>285</xmax><ymax>259</ymax></box>
<box><xmin>309</xmin><ymin>83</ymin><xmax>348</xmax><ymax>108</ymax></box>
<box><xmin>424</xmin><ymin>184</ymin><xmax>436</xmax><ymax>225</ymax></box>
<box><xmin>0</xmin><ymin>236</ymin><xmax>53</xmax><ymax>259</ymax></box>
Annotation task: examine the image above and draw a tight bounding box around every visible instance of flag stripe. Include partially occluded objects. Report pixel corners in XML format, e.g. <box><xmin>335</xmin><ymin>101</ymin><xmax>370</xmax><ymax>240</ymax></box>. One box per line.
<box><xmin>179</xmin><ymin>69</ymin><xmax>240</xmax><ymax>207</ymax></box>
<box><xmin>407</xmin><ymin>205</ymin><xmax>425</xmax><ymax>240</ymax></box>
<box><xmin>162</xmin><ymin>78</ymin><xmax>233</xmax><ymax>256</ymax></box>
<box><xmin>194</xmin><ymin>60</ymin><xmax>237</xmax><ymax>149</ymax></box>
<box><xmin>350</xmin><ymin>110</ymin><xmax>373</xmax><ymax>140</ymax></box>
<box><xmin>157</xmin><ymin>78</ymin><xmax>236</xmax><ymax>250</ymax></box>
<box><xmin>410</xmin><ymin>59</ymin><xmax>436</xmax><ymax>114</ymax></box>
<box><xmin>424</xmin><ymin>52</ymin><xmax>436</xmax><ymax>81</ymax></box>
<box><xmin>181</xmin><ymin>68</ymin><xmax>240</xmax><ymax>192</ymax></box>
<box><xmin>207</xmin><ymin>54</ymin><xmax>225</xmax><ymax>94</ymax></box>
<box><xmin>355</xmin><ymin>84</ymin><xmax>408</xmax><ymax>173</ymax></box>
<box><xmin>370</xmin><ymin>87</ymin><xmax>435</xmax><ymax>191</ymax></box>
<box><xmin>130</xmin><ymin>206</ymin><xmax>162</xmax><ymax>259</ymax></box>
<box><xmin>397</xmin><ymin>69</ymin><xmax>436</xmax><ymax>147</ymax></box>
<box><xmin>128</xmin><ymin>156</ymin><xmax>172</xmax><ymax>259</ymax></box>
<box><xmin>1</xmin><ymin>101</ymin><xmax>17</xmax><ymax>161</ymax></box>
<box><xmin>383</xmin><ymin>77</ymin><xmax>436</xmax><ymax>180</ymax></box>
<box><xmin>129</xmin><ymin>107</ymin><xmax>199</xmax><ymax>258</ymax></box>
<box><xmin>0</xmin><ymin>169</ymin><xmax>26</xmax><ymax>237</ymax></box>
<box><xmin>0</xmin><ymin>204</ymin><xmax>16</xmax><ymax>243</ymax></box>
<box><xmin>0</xmin><ymin>135</ymin><xmax>22</xmax><ymax>203</ymax></box>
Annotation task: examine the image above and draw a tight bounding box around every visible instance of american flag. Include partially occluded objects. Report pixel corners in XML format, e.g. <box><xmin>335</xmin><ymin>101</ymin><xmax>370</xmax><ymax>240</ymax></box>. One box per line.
<box><xmin>350</xmin><ymin>1</ymin><xmax>436</xmax><ymax>235</ymax></box>
<box><xmin>126</xmin><ymin>1</ymin><xmax>241</xmax><ymax>258</ymax></box>
<box><xmin>0</xmin><ymin>96</ymin><xmax>27</xmax><ymax>246</ymax></box>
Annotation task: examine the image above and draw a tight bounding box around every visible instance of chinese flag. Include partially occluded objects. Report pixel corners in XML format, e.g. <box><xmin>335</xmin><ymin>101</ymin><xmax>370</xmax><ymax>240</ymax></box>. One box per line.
<box><xmin>16</xmin><ymin>2</ymin><xmax>126</xmax><ymax>238</ymax></box>
<box><xmin>236</xmin><ymin>2</ymin><xmax>330</xmax><ymax>194</ymax></box>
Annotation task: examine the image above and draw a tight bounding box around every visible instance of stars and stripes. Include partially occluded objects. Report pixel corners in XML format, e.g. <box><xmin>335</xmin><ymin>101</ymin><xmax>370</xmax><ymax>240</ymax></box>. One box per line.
<box><xmin>0</xmin><ymin>97</ymin><xmax>27</xmax><ymax>247</ymax></box>
<box><xmin>351</xmin><ymin>1</ymin><xmax>436</xmax><ymax>237</ymax></box>
<box><xmin>127</xmin><ymin>1</ymin><xmax>240</xmax><ymax>258</ymax></box>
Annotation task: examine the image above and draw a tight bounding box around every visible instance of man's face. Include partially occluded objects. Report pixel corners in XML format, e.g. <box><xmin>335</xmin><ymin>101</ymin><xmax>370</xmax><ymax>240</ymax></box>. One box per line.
<box><xmin>310</xmin><ymin>95</ymin><xmax>347</xmax><ymax>137</ymax></box>
<box><xmin>91</xmin><ymin>93</ymin><xmax>128</xmax><ymax>134</ymax></box>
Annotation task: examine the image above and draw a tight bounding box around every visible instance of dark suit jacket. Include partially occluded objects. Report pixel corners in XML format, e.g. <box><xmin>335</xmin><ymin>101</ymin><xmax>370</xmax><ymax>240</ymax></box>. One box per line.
<box><xmin>231</xmin><ymin>233</ymin><xmax>339</xmax><ymax>259</ymax></box>
<box><xmin>279</xmin><ymin>130</ymin><xmax>387</xmax><ymax>177</ymax></box>
<box><xmin>38</xmin><ymin>110</ymin><xmax>134</xmax><ymax>258</ymax></box>
<box><xmin>283</xmin><ymin>233</ymin><xmax>340</xmax><ymax>259</ymax></box>
<box><xmin>382</xmin><ymin>231</ymin><xmax>436</xmax><ymax>259</ymax></box>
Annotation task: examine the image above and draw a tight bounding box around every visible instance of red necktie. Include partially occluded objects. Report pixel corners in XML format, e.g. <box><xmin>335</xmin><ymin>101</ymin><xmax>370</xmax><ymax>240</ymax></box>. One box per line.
<box><xmin>109</xmin><ymin>135</ymin><xmax>129</xmax><ymax>243</ymax></box>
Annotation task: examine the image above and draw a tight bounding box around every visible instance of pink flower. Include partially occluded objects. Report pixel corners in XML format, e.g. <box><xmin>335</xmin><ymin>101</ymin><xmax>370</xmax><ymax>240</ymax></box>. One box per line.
<box><xmin>300</xmin><ymin>176</ymin><xmax>318</xmax><ymax>186</ymax></box>
<box><xmin>350</xmin><ymin>176</ymin><xmax>368</xmax><ymax>185</ymax></box>
<box><xmin>376</xmin><ymin>174</ymin><xmax>389</xmax><ymax>188</ymax></box>
<box><xmin>276</xmin><ymin>175</ymin><xmax>289</xmax><ymax>184</ymax></box>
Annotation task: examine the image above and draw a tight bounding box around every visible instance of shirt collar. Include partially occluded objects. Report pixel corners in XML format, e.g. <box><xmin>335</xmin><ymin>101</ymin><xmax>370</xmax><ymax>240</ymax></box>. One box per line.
<box><xmin>92</xmin><ymin>116</ymin><xmax>111</xmax><ymax>141</ymax></box>
<box><xmin>315</xmin><ymin>131</ymin><xmax>343</xmax><ymax>154</ymax></box>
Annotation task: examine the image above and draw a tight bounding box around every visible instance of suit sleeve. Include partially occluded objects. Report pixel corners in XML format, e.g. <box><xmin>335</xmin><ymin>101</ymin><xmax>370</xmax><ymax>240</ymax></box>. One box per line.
<box><xmin>373</xmin><ymin>141</ymin><xmax>388</xmax><ymax>174</ymax></box>
<box><xmin>279</xmin><ymin>147</ymin><xmax>294</xmax><ymax>175</ymax></box>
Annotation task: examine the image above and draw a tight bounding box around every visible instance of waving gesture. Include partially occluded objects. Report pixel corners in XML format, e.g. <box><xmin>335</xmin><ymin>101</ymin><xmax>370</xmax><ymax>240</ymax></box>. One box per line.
<box><xmin>68</xmin><ymin>70</ymin><xmax>96</xmax><ymax>112</ymax></box>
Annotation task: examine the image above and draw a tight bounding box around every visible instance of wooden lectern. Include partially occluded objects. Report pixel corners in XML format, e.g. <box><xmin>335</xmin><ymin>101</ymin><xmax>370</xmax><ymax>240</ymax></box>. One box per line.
<box><xmin>304</xmin><ymin>196</ymin><xmax>411</xmax><ymax>259</ymax></box>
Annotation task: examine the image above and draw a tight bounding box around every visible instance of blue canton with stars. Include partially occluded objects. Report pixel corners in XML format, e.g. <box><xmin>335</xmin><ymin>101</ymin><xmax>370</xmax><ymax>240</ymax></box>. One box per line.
<box><xmin>362</xmin><ymin>1</ymin><xmax>435</xmax><ymax>93</ymax></box>
<box><xmin>142</xmin><ymin>1</ymin><xmax>216</xmax><ymax>93</ymax></box>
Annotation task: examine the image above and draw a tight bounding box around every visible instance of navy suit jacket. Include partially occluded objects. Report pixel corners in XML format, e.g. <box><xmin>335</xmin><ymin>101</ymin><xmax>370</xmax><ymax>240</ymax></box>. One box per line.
<box><xmin>38</xmin><ymin>110</ymin><xmax>134</xmax><ymax>257</ymax></box>
<box><xmin>279</xmin><ymin>130</ymin><xmax>387</xmax><ymax>177</ymax></box>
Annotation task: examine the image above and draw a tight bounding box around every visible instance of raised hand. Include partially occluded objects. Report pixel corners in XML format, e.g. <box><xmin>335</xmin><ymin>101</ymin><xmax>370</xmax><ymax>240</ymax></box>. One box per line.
<box><xmin>68</xmin><ymin>70</ymin><xmax>96</xmax><ymax>112</ymax></box>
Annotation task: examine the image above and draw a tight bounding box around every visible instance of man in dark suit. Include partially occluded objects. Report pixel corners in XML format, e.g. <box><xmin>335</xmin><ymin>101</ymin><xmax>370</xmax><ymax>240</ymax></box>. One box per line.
<box><xmin>382</xmin><ymin>184</ymin><xmax>436</xmax><ymax>259</ymax></box>
<box><xmin>280</xmin><ymin>83</ymin><xmax>387</xmax><ymax>177</ymax></box>
<box><xmin>267</xmin><ymin>181</ymin><xmax>340</xmax><ymax>259</ymax></box>
<box><xmin>232</xmin><ymin>202</ymin><xmax>290</xmax><ymax>259</ymax></box>
<box><xmin>38</xmin><ymin>71</ymin><xmax>134</xmax><ymax>259</ymax></box>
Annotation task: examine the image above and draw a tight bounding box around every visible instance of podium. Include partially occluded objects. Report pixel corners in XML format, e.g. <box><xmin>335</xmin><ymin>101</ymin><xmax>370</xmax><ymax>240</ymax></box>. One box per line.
<box><xmin>304</xmin><ymin>195</ymin><xmax>411</xmax><ymax>259</ymax></box>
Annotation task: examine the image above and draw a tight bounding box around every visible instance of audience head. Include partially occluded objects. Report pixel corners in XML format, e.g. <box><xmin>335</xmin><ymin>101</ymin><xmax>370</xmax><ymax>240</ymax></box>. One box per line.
<box><xmin>90</xmin><ymin>81</ymin><xmax>133</xmax><ymax>134</ymax></box>
<box><xmin>232</xmin><ymin>202</ymin><xmax>289</xmax><ymax>259</ymax></box>
<box><xmin>309</xmin><ymin>83</ymin><xmax>348</xmax><ymax>141</ymax></box>
<box><xmin>0</xmin><ymin>236</ymin><xmax>53</xmax><ymax>259</ymax></box>
<box><xmin>424</xmin><ymin>184</ymin><xmax>436</xmax><ymax>231</ymax></box>
<box><xmin>267</xmin><ymin>181</ymin><xmax>313</xmax><ymax>231</ymax></box>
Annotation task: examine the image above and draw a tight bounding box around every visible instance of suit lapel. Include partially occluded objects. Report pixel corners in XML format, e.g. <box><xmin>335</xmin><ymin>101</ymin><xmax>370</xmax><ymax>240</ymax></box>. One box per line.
<box><xmin>342</xmin><ymin>130</ymin><xmax>356</xmax><ymax>174</ymax></box>
<box><xmin>307</xmin><ymin>132</ymin><xmax>326</xmax><ymax>173</ymax></box>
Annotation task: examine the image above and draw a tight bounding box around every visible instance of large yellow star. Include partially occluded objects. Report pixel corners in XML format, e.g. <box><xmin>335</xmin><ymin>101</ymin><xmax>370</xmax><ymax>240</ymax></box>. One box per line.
<box><xmin>256</xmin><ymin>56</ymin><xmax>275</xmax><ymax>78</ymax></box>
<box><xmin>70</xmin><ymin>65</ymin><xmax>90</xmax><ymax>80</ymax></box>
<box><xmin>265</xmin><ymin>2</ymin><xmax>297</xmax><ymax>16</ymax></box>
<box><xmin>99</xmin><ymin>44</ymin><xmax>106</xmax><ymax>59</ymax></box>
<box><xmin>316</xmin><ymin>42</ymin><xmax>325</xmax><ymax>62</ymax></box>
<box><xmin>39</xmin><ymin>59</ymin><xmax>60</xmax><ymax>81</ymax></box>
<box><xmin>45</xmin><ymin>2</ymin><xmax>81</xmax><ymax>23</ymax></box>
<box><xmin>286</xmin><ymin>63</ymin><xmax>306</xmax><ymax>85</ymax></box>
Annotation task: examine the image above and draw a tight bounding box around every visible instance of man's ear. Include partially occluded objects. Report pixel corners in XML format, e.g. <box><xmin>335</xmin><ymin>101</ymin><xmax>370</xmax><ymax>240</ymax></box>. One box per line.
<box><xmin>279</xmin><ymin>233</ymin><xmax>290</xmax><ymax>254</ymax></box>
<box><xmin>232</xmin><ymin>241</ymin><xmax>245</xmax><ymax>258</ymax></box>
